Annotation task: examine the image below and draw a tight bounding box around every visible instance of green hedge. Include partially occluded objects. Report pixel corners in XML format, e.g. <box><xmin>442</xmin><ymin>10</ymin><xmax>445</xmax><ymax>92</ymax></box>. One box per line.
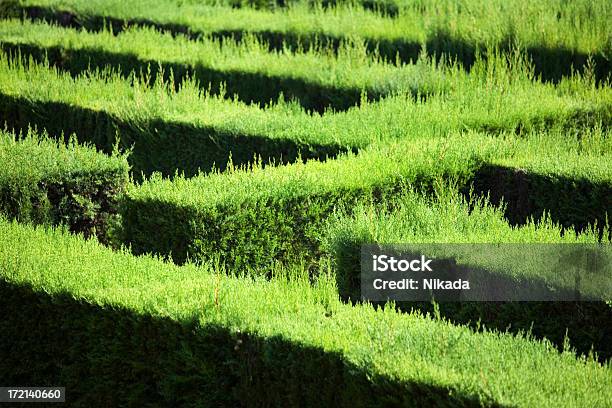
<box><xmin>5</xmin><ymin>0</ymin><xmax>611</xmax><ymax>81</ymax></box>
<box><xmin>0</xmin><ymin>51</ymin><xmax>365</xmax><ymax>178</ymax></box>
<box><xmin>0</xmin><ymin>129</ymin><xmax>129</xmax><ymax>242</ymax></box>
<box><xmin>0</xmin><ymin>19</ymin><xmax>432</xmax><ymax>113</ymax></box>
<box><xmin>1</xmin><ymin>51</ymin><xmax>609</xmax><ymax>178</ymax></box>
<box><xmin>323</xmin><ymin>178</ymin><xmax>611</xmax><ymax>360</ymax></box>
<box><xmin>120</xmin><ymin>130</ymin><xmax>612</xmax><ymax>272</ymax></box>
<box><xmin>473</xmin><ymin>145</ymin><xmax>612</xmax><ymax>236</ymax></box>
<box><xmin>1</xmin><ymin>218</ymin><xmax>610</xmax><ymax>407</ymax></box>
<box><xmin>120</xmin><ymin>135</ymin><xmax>507</xmax><ymax>271</ymax></box>
<box><xmin>324</xmin><ymin>189</ymin><xmax>608</xmax><ymax>303</ymax></box>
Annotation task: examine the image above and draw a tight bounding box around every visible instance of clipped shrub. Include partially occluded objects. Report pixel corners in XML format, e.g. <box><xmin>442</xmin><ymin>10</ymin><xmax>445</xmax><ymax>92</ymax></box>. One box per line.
<box><xmin>3</xmin><ymin>0</ymin><xmax>610</xmax><ymax>81</ymax></box>
<box><xmin>120</xmin><ymin>135</ymin><xmax>505</xmax><ymax>271</ymax></box>
<box><xmin>465</xmin><ymin>126</ymin><xmax>612</xmax><ymax>237</ymax></box>
<box><xmin>0</xmin><ymin>19</ymin><xmax>435</xmax><ymax>113</ymax></box>
<box><xmin>323</xmin><ymin>185</ymin><xmax>612</xmax><ymax>360</ymax></box>
<box><xmin>471</xmin><ymin>160</ymin><xmax>612</xmax><ymax>237</ymax></box>
<box><xmin>0</xmin><ymin>218</ymin><xmax>610</xmax><ymax>407</ymax></box>
<box><xmin>0</xmin><ymin>128</ymin><xmax>129</xmax><ymax>242</ymax></box>
<box><xmin>0</xmin><ymin>50</ymin><xmax>608</xmax><ymax>179</ymax></box>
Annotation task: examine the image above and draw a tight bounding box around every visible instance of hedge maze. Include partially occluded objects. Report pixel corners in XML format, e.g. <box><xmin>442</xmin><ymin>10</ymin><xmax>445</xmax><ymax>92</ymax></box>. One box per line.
<box><xmin>0</xmin><ymin>0</ymin><xmax>610</xmax><ymax>406</ymax></box>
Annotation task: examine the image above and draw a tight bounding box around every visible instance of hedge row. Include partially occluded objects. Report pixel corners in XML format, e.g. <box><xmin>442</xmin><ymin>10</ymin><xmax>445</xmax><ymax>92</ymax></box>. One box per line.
<box><xmin>471</xmin><ymin>129</ymin><xmax>612</xmax><ymax>236</ymax></box>
<box><xmin>0</xmin><ymin>52</ymin><xmax>360</xmax><ymax>178</ymax></box>
<box><xmin>324</xmin><ymin>184</ymin><xmax>610</xmax><ymax>302</ymax></box>
<box><xmin>119</xmin><ymin>136</ymin><xmax>484</xmax><ymax>269</ymax></box>
<box><xmin>2</xmin><ymin>0</ymin><xmax>389</xmax><ymax>14</ymax></box>
<box><xmin>323</xmin><ymin>185</ymin><xmax>612</xmax><ymax>361</ymax></box>
<box><xmin>1</xmin><ymin>51</ymin><xmax>609</xmax><ymax>178</ymax></box>
<box><xmin>118</xmin><ymin>134</ymin><xmax>515</xmax><ymax>272</ymax></box>
<box><xmin>0</xmin><ymin>128</ymin><xmax>129</xmax><ymax>242</ymax></box>
<box><xmin>0</xmin><ymin>19</ymin><xmax>433</xmax><ymax>113</ymax></box>
<box><xmin>120</xmin><ymin>130</ymin><xmax>611</xmax><ymax>274</ymax></box>
<box><xmin>6</xmin><ymin>0</ymin><xmax>610</xmax><ymax>81</ymax></box>
<box><xmin>1</xmin><ymin>218</ymin><xmax>610</xmax><ymax>407</ymax></box>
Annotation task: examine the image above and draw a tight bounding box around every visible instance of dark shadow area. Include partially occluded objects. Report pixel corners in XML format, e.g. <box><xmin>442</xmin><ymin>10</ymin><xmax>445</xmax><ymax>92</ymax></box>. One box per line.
<box><xmin>337</xmin><ymin>246</ymin><xmax>612</xmax><ymax>362</ymax></box>
<box><xmin>0</xmin><ymin>93</ymin><xmax>353</xmax><ymax>179</ymax></box>
<box><xmin>466</xmin><ymin>164</ymin><xmax>611</xmax><ymax>239</ymax></box>
<box><xmin>0</xmin><ymin>42</ymin><xmax>380</xmax><ymax>113</ymax></box>
<box><xmin>6</xmin><ymin>4</ymin><xmax>611</xmax><ymax>83</ymax></box>
<box><xmin>320</xmin><ymin>0</ymin><xmax>400</xmax><ymax>17</ymax></box>
<box><xmin>0</xmin><ymin>280</ymin><xmax>507</xmax><ymax>407</ymax></box>
<box><xmin>413</xmin><ymin>301</ymin><xmax>612</xmax><ymax>363</ymax></box>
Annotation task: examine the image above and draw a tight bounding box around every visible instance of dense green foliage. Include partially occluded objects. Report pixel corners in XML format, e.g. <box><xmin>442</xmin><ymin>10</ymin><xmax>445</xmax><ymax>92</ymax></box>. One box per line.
<box><xmin>0</xmin><ymin>50</ymin><xmax>609</xmax><ymax>178</ymax></box>
<box><xmin>121</xmin><ymin>130</ymin><xmax>611</xmax><ymax>272</ymax></box>
<box><xmin>0</xmin><ymin>128</ymin><xmax>129</xmax><ymax>241</ymax></box>
<box><xmin>324</xmin><ymin>188</ymin><xmax>605</xmax><ymax>299</ymax></box>
<box><xmin>4</xmin><ymin>0</ymin><xmax>611</xmax><ymax>81</ymax></box>
<box><xmin>462</xmin><ymin>126</ymin><xmax>612</xmax><ymax>235</ymax></box>
<box><xmin>1</xmin><ymin>0</ymin><xmax>611</xmax><ymax>404</ymax></box>
<box><xmin>120</xmin><ymin>135</ymin><xmax>500</xmax><ymax>270</ymax></box>
<box><xmin>1</xmin><ymin>218</ymin><xmax>610</xmax><ymax>407</ymax></box>
<box><xmin>323</xmin><ymin>181</ymin><xmax>612</xmax><ymax>360</ymax></box>
<box><xmin>324</xmin><ymin>136</ymin><xmax>612</xmax><ymax>297</ymax></box>
<box><xmin>0</xmin><ymin>19</ymin><xmax>430</xmax><ymax>112</ymax></box>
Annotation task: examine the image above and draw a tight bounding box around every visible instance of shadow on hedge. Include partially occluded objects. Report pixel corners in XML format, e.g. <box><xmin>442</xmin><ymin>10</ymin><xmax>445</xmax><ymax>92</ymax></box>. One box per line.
<box><xmin>0</xmin><ymin>93</ymin><xmax>353</xmax><ymax>179</ymax></box>
<box><xmin>411</xmin><ymin>301</ymin><xmax>612</xmax><ymax>363</ymax></box>
<box><xmin>0</xmin><ymin>280</ymin><xmax>505</xmax><ymax>407</ymax></box>
<box><xmin>8</xmin><ymin>4</ymin><xmax>611</xmax><ymax>83</ymax></box>
<box><xmin>0</xmin><ymin>42</ymin><xmax>382</xmax><ymax>114</ymax></box>
<box><xmin>336</xmin><ymin>245</ymin><xmax>612</xmax><ymax>363</ymax></box>
<box><xmin>467</xmin><ymin>164</ymin><xmax>611</xmax><ymax>239</ymax></box>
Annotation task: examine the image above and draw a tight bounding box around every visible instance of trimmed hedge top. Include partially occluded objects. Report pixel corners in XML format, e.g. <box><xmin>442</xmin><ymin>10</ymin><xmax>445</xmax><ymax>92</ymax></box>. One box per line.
<box><xmin>0</xmin><ymin>218</ymin><xmax>611</xmax><ymax>407</ymax></box>
<box><xmin>0</xmin><ymin>18</ymin><xmax>447</xmax><ymax>111</ymax></box>
<box><xmin>127</xmin><ymin>135</ymin><xmax>494</xmax><ymax>209</ymax></box>
<box><xmin>0</xmin><ymin>129</ymin><xmax>129</xmax><ymax>240</ymax></box>
<box><xmin>9</xmin><ymin>0</ymin><xmax>611</xmax><ymax>58</ymax></box>
<box><xmin>323</xmin><ymin>183</ymin><xmax>608</xmax><ymax>297</ymax></box>
<box><xmin>0</xmin><ymin>48</ymin><xmax>609</xmax><ymax>177</ymax></box>
<box><xmin>0</xmin><ymin>129</ymin><xmax>128</xmax><ymax>183</ymax></box>
<box><xmin>129</xmin><ymin>129</ymin><xmax>612</xmax><ymax>210</ymax></box>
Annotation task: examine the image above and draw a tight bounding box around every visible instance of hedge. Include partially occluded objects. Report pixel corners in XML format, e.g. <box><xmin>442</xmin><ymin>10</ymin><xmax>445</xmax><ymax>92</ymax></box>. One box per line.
<box><xmin>0</xmin><ymin>128</ymin><xmax>129</xmax><ymax>242</ymax></box>
<box><xmin>323</xmin><ymin>175</ymin><xmax>611</xmax><ymax>360</ymax></box>
<box><xmin>119</xmin><ymin>135</ymin><xmax>508</xmax><ymax>271</ymax></box>
<box><xmin>0</xmin><ymin>218</ymin><xmax>610</xmax><ymax>407</ymax></box>
<box><xmin>4</xmin><ymin>0</ymin><xmax>611</xmax><ymax>81</ymax></box>
<box><xmin>0</xmin><ymin>51</ymin><xmax>609</xmax><ymax>178</ymax></box>
<box><xmin>121</xmin><ymin>129</ymin><xmax>611</xmax><ymax>273</ymax></box>
<box><xmin>324</xmin><ymin>188</ymin><xmax>609</xmax><ymax>302</ymax></box>
<box><xmin>472</xmin><ymin>136</ymin><xmax>612</xmax><ymax>236</ymax></box>
<box><xmin>0</xmin><ymin>19</ymin><xmax>433</xmax><ymax>113</ymax></box>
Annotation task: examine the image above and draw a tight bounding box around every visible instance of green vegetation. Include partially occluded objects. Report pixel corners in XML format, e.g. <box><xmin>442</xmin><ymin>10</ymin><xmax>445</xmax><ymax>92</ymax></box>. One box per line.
<box><xmin>0</xmin><ymin>50</ymin><xmax>609</xmax><ymax>178</ymax></box>
<box><xmin>5</xmin><ymin>0</ymin><xmax>610</xmax><ymax>80</ymax></box>
<box><xmin>120</xmin><ymin>134</ymin><xmax>492</xmax><ymax>270</ymax></box>
<box><xmin>324</xmin><ymin>189</ymin><xmax>604</xmax><ymax>299</ymax></box>
<box><xmin>325</xmin><ymin>131</ymin><xmax>612</xmax><ymax>298</ymax></box>
<box><xmin>0</xmin><ymin>128</ymin><xmax>129</xmax><ymax>241</ymax></box>
<box><xmin>1</xmin><ymin>218</ymin><xmax>611</xmax><ymax>407</ymax></box>
<box><xmin>1</xmin><ymin>0</ymin><xmax>611</xmax><ymax>404</ymax></box>
<box><xmin>471</xmin><ymin>128</ymin><xmax>612</xmax><ymax>235</ymax></box>
<box><xmin>121</xmin><ymin>130</ymin><xmax>611</xmax><ymax>272</ymax></box>
<box><xmin>323</xmin><ymin>182</ymin><xmax>612</xmax><ymax>360</ymax></box>
<box><xmin>0</xmin><ymin>18</ymin><xmax>436</xmax><ymax>112</ymax></box>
